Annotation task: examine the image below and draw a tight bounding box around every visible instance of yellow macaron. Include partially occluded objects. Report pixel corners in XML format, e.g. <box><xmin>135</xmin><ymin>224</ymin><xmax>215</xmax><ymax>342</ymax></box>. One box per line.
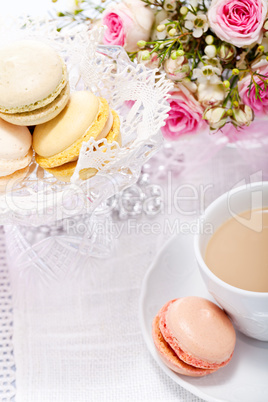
<box><xmin>33</xmin><ymin>91</ymin><xmax>121</xmax><ymax>182</ymax></box>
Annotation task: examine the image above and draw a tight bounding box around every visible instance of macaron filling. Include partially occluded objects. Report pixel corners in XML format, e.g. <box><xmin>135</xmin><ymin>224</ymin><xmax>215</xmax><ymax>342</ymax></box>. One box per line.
<box><xmin>0</xmin><ymin>82</ymin><xmax>71</xmax><ymax>127</ymax></box>
<box><xmin>43</xmin><ymin>109</ymin><xmax>121</xmax><ymax>182</ymax></box>
<box><xmin>96</xmin><ymin>110</ymin><xmax>114</xmax><ymax>141</ymax></box>
<box><xmin>152</xmin><ymin>309</ymin><xmax>216</xmax><ymax>377</ymax></box>
<box><xmin>0</xmin><ymin>166</ymin><xmax>19</xmax><ymax>177</ymax></box>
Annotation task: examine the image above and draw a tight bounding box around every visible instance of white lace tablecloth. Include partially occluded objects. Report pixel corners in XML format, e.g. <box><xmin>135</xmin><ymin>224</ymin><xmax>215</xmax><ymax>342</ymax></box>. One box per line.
<box><xmin>0</xmin><ymin>142</ymin><xmax>265</xmax><ymax>402</ymax></box>
<box><xmin>0</xmin><ymin>229</ymin><xmax>16</xmax><ymax>401</ymax></box>
<box><xmin>1</xmin><ymin>2</ymin><xmax>267</xmax><ymax>400</ymax></box>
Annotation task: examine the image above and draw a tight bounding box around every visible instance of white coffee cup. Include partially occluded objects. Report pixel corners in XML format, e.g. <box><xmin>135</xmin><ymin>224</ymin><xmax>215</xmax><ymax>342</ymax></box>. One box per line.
<box><xmin>194</xmin><ymin>181</ymin><xmax>268</xmax><ymax>341</ymax></box>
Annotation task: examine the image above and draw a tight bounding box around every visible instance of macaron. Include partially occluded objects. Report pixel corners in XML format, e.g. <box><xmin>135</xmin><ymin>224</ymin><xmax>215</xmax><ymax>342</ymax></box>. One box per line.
<box><xmin>0</xmin><ymin>118</ymin><xmax>33</xmax><ymax>190</ymax></box>
<box><xmin>33</xmin><ymin>91</ymin><xmax>121</xmax><ymax>182</ymax></box>
<box><xmin>152</xmin><ymin>297</ymin><xmax>236</xmax><ymax>377</ymax></box>
<box><xmin>0</xmin><ymin>40</ymin><xmax>70</xmax><ymax>126</ymax></box>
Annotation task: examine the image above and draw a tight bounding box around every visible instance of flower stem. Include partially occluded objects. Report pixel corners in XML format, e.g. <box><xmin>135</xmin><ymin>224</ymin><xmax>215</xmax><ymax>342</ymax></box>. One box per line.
<box><xmin>222</xmin><ymin>75</ymin><xmax>239</xmax><ymax>108</ymax></box>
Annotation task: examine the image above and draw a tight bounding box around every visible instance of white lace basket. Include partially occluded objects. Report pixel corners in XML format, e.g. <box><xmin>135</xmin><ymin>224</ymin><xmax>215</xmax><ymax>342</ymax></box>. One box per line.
<box><xmin>0</xmin><ymin>17</ymin><xmax>172</xmax><ymax>227</ymax></box>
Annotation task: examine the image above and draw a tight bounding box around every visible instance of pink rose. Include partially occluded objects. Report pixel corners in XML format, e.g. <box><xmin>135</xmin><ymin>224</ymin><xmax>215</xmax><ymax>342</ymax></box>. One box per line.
<box><xmin>238</xmin><ymin>62</ymin><xmax>268</xmax><ymax>115</ymax></box>
<box><xmin>164</xmin><ymin>56</ymin><xmax>190</xmax><ymax>82</ymax></box>
<box><xmin>208</xmin><ymin>0</ymin><xmax>267</xmax><ymax>47</ymax></box>
<box><xmin>161</xmin><ymin>85</ymin><xmax>206</xmax><ymax>140</ymax></box>
<box><xmin>102</xmin><ymin>0</ymin><xmax>154</xmax><ymax>52</ymax></box>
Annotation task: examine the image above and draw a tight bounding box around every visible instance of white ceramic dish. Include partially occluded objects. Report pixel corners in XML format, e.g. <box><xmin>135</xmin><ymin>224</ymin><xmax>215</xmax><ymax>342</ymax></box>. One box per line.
<box><xmin>195</xmin><ymin>181</ymin><xmax>268</xmax><ymax>341</ymax></box>
<box><xmin>139</xmin><ymin>234</ymin><xmax>268</xmax><ymax>402</ymax></box>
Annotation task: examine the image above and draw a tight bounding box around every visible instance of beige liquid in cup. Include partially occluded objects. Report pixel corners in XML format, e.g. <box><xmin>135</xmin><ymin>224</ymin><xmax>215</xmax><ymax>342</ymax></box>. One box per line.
<box><xmin>205</xmin><ymin>208</ymin><xmax>268</xmax><ymax>292</ymax></box>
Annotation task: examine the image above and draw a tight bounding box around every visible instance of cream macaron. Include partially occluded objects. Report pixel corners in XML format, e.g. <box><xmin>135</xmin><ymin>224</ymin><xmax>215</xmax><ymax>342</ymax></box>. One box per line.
<box><xmin>0</xmin><ymin>40</ymin><xmax>70</xmax><ymax>126</ymax></box>
<box><xmin>0</xmin><ymin>118</ymin><xmax>33</xmax><ymax>190</ymax></box>
<box><xmin>33</xmin><ymin>91</ymin><xmax>121</xmax><ymax>182</ymax></box>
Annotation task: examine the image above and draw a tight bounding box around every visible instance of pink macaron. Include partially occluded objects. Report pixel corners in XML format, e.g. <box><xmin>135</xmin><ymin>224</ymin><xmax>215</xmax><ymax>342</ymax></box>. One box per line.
<box><xmin>152</xmin><ymin>297</ymin><xmax>236</xmax><ymax>377</ymax></box>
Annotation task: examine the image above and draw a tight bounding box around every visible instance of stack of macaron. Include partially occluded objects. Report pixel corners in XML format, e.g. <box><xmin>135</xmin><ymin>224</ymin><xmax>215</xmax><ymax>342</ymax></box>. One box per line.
<box><xmin>0</xmin><ymin>40</ymin><xmax>70</xmax><ymax>126</ymax></box>
<box><xmin>152</xmin><ymin>297</ymin><xmax>236</xmax><ymax>377</ymax></box>
<box><xmin>0</xmin><ymin>38</ymin><xmax>121</xmax><ymax>189</ymax></box>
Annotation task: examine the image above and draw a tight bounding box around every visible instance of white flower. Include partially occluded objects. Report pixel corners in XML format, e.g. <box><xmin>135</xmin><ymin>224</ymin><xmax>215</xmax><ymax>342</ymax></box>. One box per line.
<box><xmin>201</xmin><ymin>56</ymin><xmax>222</xmax><ymax>72</ymax></box>
<box><xmin>182</xmin><ymin>77</ymin><xmax>197</xmax><ymax>93</ymax></box>
<box><xmin>232</xmin><ymin>105</ymin><xmax>253</xmax><ymax>127</ymax></box>
<box><xmin>185</xmin><ymin>12</ymin><xmax>209</xmax><ymax>38</ymax></box>
<box><xmin>197</xmin><ymin>82</ymin><xmax>225</xmax><ymax>107</ymax></box>
<box><xmin>163</xmin><ymin>0</ymin><xmax>177</xmax><ymax>11</ymax></box>
<box><xmin>193</xmin><ymin>65</ymin><xmax>222</xmax><ymax>84</ymax></box>
<box><xmin>154</xmin><ymin>9</ymin><xmax>168</xmax><ymax>26</ymax></box>
<box><xmin>151</xmin><ymin>10</ymin><xmax>169</xmax><ymax>41</ymax></box>
<box><xmin>204</xmin><ymin>107</ymin><xmax>227</xmax><ymax>130</ymax></box>
<box><xmin>153</xmin><ymin>19</ymin><xmax>178</xmax><ymax>41</ymax></box>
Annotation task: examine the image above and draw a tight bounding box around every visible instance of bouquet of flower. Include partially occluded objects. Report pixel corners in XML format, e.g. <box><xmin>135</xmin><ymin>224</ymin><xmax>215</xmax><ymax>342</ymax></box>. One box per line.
<box><xmin>57</xmin><ymin>0</ymin><xmax>268</xmax><ymax>141</ymax></box>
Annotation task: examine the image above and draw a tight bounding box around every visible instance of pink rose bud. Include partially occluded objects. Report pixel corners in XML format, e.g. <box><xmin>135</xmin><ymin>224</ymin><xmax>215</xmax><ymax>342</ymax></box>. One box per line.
<box><xmin>218</xmin><ymin>43</ymin><xmax>236</xmax><ymax>63</ymax></box>
<box><xmin>164</xmin><ymin>57</ymin><xmax>190</xmax><ymax>82</ymax></box>
<box><xmin>102</xmin><ymin>0</ymin><xmax>154</xmax><ymax>52</ymax></box>
<box><xmin>137</xmin><ymin>51</ymin><xmax>160</xmax><ymax>69</ymax></box>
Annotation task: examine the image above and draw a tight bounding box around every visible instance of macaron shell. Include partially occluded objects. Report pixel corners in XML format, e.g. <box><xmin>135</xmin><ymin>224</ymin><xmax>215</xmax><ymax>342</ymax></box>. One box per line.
<box><xmin>0</xmin><ymin>82</ymin><xmax>70</xmax><ymax>126</ymax></box>
<box><xmin>0</xmin><ymin>148</ymin><xmax>33</xmax><ymax>177</ymax></box>
<box><xmin>33</xmin><ymin>91</ymin><xmax>100</xmax><ymax>157</ymax></box>
<box><xmin>0</xmin><ymin>165</ymin><xmax>30</xmax><ymax>193</ymax></box>
<box><xmin>160</xmin><ymin>298</ymin><xmax>236</xmax><ymax>370</ymax></box>
<box><xmin>44</xmin><ymin>110</ymin><xmax>121</xmax><ymax>182</ymax></box>
<box><xmin>0</xmin><ymin>40</ymin><xmax>67</xmax><ymax>113</ymax></box>
<box><xmin>35</xmin><ymin>97</ymin><xmax>112</xmax><ymax>169</ymax></box>
<box><xmin>0</xmin><ymin>118</ymin><xmax>32</xmax><ymax>159</ymax></box>
<box><xmin>152</xmin><ymin>306</ymin><xmax>216</xmax><ymax>377</ymax></box>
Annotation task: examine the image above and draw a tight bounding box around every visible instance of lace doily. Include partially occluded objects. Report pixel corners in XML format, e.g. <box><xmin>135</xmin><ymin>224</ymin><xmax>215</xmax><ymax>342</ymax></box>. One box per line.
<box><xmin>0</xmin><ymin>17</ymin><xmax>172</xmax><ymax>226</ymax></box>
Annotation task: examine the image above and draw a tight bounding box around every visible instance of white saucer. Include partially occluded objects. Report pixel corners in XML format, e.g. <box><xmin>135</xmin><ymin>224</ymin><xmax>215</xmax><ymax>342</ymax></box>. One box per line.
<box><xmin>139</xmin><ymin>234</ymin><xmax>268</xmax><ymax>402</ymax></box>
